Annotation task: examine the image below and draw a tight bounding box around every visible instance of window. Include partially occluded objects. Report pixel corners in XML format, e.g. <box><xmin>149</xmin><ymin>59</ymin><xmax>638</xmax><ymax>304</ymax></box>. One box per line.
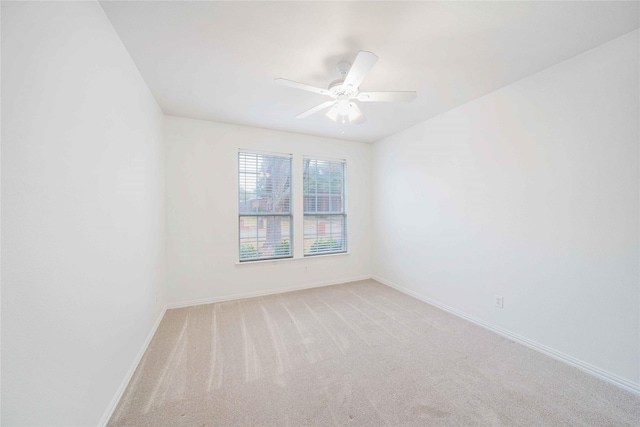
<box><xmin>238</xmin><ymin>152</ymin><xmax>292</xmax><ymax>261</ymax></box>
<box><xmin>303</xmin><ymin>158</ymin><xmax>347</xmax><ymax>255</ymax></box>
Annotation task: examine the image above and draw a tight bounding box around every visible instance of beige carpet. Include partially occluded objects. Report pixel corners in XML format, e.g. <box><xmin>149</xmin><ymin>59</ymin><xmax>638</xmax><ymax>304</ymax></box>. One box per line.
<box><xmin>108</xmin><ymin>279</ymin><xmax>640</xmax><ymax>426</ymax></box>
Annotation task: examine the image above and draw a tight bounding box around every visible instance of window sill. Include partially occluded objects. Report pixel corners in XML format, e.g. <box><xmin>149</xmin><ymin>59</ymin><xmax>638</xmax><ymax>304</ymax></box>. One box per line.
<box><xmin>235</xmin><ymin>252</ymin><xmax>350</xmax><ymax>266</ymax></box>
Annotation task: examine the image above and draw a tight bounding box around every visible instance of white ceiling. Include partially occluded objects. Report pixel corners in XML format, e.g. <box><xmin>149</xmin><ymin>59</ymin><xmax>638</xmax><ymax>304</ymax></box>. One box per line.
<box><xmin>100</xmin><ymin>1</ymin><xmax>639</xmax><ymax>143</ymax></box>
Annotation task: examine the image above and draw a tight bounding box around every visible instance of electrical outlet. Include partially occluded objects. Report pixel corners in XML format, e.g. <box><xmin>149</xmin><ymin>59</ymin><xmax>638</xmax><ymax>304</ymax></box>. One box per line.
<box><xmin>494</xmin><ymin>295</ymin><xmax>504</xmax><ymax>308</ymax></box>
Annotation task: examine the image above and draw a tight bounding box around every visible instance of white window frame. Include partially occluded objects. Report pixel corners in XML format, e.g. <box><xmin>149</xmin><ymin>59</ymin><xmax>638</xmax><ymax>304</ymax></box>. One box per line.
<box><xmin>303</xmin><ymin>156</ymin><xmax>347</xmax><ymax>257</ymax></box>
<box><xmin>238</xmin><ymin>150</ymin><xmax>293</xmax><ymax>262</ymax></box>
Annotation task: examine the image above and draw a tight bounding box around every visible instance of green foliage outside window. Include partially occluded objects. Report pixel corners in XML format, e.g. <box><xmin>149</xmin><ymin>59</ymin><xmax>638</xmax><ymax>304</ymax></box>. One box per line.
<box><xmin>240</xmin><ymin>244</ymin><xmax>262</xmax><ymax>260</ymax></box>
<box><xmin>274</xmin><ymin>240</ymin><xmax>291</xmax><ymax>256</ymax></box>
<box><xmin>310</xmin><ymin>239</ymin><xmax>342</xmax><ymax>254</ymax></box>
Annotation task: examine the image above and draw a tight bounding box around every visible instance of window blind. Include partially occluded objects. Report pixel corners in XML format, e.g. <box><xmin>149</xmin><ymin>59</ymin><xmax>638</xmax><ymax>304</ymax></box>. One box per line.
<box><xmin>238</xmin><ymin>152</ymin><xmax>292</xmax><ymax>261</ymax></box>
<box><xmin>303</xmin><ymin>158</ymin><xmax>347</xmax><ymax>256</ymax></box>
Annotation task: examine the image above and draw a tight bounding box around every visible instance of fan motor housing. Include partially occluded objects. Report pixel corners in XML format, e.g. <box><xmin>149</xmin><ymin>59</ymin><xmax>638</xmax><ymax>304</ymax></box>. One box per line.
<box><xmin>328</xmin><ymin>79</ymin><xmax>358</xmax><ymax>98</ymax></box>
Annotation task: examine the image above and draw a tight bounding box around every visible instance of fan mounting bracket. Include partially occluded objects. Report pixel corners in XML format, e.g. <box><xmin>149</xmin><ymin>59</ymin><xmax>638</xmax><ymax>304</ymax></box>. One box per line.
<box><xmin>336</xmin><ymin>61</ymin><xmax>351</xmax><ymax>77</ymax></box>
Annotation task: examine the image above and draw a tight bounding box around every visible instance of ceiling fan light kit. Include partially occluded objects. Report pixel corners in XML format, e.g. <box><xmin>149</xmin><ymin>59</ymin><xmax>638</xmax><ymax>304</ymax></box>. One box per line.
<box><xmin>275</xmin><ymin>51</ymin><xmax>417</xmax><ymax>125</ymax></box>
<box><xmin>327</xmin><ymin>100</ymin><xmax>363</xmax><ymax>124</ymax></box>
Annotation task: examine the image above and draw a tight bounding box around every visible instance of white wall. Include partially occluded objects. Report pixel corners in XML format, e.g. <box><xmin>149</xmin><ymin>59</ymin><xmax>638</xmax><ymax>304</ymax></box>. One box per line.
<box><xmin>2</xmin><ymin>4</ymin><xmax>636</xmax><ymax>425</ymax></box>
<box><xmin>2</xmin><ymin>2</ymin><xmax>166</xmax><ymax>425</ymax></box>
<box><xmin>165</xmin><ymin>116</ymin><xmax>371</xmax><ymax>306</ymax></box>
<box><xmin>372</xmin><ymin>31</ymin><xmax>640</xmax><ymax>386</ymax></box>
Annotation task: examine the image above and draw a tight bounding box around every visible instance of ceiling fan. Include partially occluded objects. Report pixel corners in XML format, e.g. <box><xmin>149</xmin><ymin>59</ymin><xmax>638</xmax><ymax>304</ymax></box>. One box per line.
<box><xmin>275</xmin><ymin>51</ymin><xmax>417</xmax><ymax>125</ymax></box>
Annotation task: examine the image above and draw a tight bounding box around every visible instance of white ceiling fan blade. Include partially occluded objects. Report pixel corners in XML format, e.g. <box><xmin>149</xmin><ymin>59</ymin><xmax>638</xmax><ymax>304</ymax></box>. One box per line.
<box><xmin>349</xmin><ymin>103</ymin><xmax>367</xmax><ymax>124</ymax></box>
<box><xmin>275</xmin><ymin>78</ymin><xmax>331</xmax><ymax>96</ymax></box>
<box><xmin>343</xmin><ymin>51</ymin><xmax>378</xmax><ymax>88</ymax></box>
<box><xmin>358</xmin><ymin>91</ymin><xmax>417</xmax><ymax>102</ymax></box>
<box><xmin>296</xmin><ymin>101</ymin><xmax>336</xmax><ymax>119</ymax></box>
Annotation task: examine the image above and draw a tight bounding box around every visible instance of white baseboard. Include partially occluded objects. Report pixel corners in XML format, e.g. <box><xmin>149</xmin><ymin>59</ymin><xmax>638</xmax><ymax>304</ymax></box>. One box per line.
<box><xmin>372</xmin><ymin>274</ymin><xmax>640</xmax><ymax>396</ymax></box>
<box><xmin>100</xmin><ymin>273</ymin><xmax>638</xmax><ymax>426</ymax></box>
<box><xmin>99</xmin><ymin>307</ymin><xmax>167</xmax><ymax>426</ymax></box>
<box><xmin>166</xmin><ymin>275</ymin><xmax>373</xmax><ymax>309</ymax></box>
<box><xmin>100</xmin><ymin>275</ymin><xmax>370</xmax><ymax>424</ymax></box>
